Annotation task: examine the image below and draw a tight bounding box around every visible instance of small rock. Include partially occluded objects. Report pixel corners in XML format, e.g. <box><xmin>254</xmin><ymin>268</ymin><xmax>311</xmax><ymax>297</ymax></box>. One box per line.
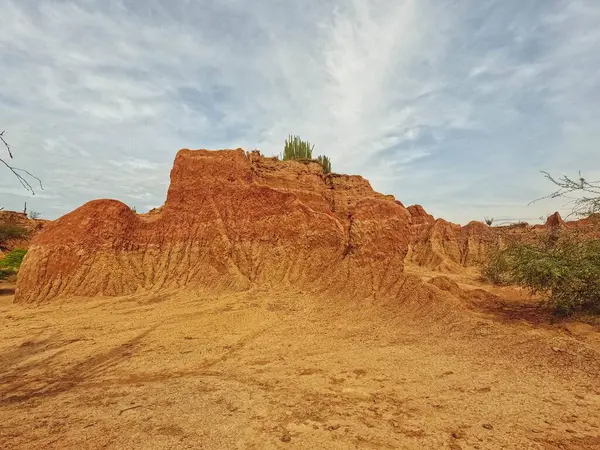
<box><xmin>482</xmin><ymin>423</ymin><xmax>493</xmax><ymax>430</ymax></box>
<box><xmin>451</xmin><ymin>430</ymin><xmax>466</xmax><ymax>439</ymax></box>
<box><xmin>552</xmin><ymin>347</ymin><xmax>562</xmax><ymax>352</ymax></box>
<box><xmin>280</xmin><ymin>432</ymin><xmax>291</xmax><ymax>442</ymax></box>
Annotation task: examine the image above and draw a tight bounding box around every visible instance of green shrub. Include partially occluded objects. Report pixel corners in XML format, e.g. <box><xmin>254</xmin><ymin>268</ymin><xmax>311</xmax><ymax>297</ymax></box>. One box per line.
<box><xmin>0</xmin><ymin>225</ymin><xmax>30</xmax><ymax>247</ymax></box>
<box><xmin>481</xmin><ymin>249</ymin><xmax>511</xmax><ymax>285</ymax></box>
<box><xmin>0</xmin><ymin>248</ymin><xmax>27</xmax><ymax>280</ymax></box>
<box><xmin>482</xmin><ymin>234</ymin><xmax>600</xmax><ymax>316</ymax></box>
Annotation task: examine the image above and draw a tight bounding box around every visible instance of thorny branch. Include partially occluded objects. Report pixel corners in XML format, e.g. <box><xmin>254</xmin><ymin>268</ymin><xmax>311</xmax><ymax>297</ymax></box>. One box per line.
<box><xmin>529</xmin><ymin>171</ymin><xmax>600</xmax><ymax>218</ymax></box>
<box><xmin>1</xmin><ymin>130</ymin><xmax>43</xmax><ymax>195</ymax></box>
<box><xmin>0</xmin><ymin>130</ymin><xmax>13</xmax><ymax>158</ymax></box>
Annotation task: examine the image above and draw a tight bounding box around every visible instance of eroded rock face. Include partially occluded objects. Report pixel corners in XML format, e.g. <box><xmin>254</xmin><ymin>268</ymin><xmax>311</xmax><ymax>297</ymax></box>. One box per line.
<box><xmin>406</xmin><ymin>206</ymin><xmax>600</xmax><ymax>273</ymax></box>
<box><xmin>16</xmin><ymin>149</ymin><xmax>411</xmax><ymax>303</ymax></box>
<box><xmin>405</xmin><ymin>205</ymin><xmax>504</xmax><ymax>272</ymax></box>
<box><xmin>406</xmin><ymin>205</ymin><xmax>435</xmax><ymax>239</ymax></box>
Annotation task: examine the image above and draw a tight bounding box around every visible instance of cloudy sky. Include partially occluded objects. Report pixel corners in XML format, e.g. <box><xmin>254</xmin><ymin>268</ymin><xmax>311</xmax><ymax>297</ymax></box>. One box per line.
<box><xmin>1</xmin><ymin>0</ymin><xmax>599</xmax><ymax>224</ymax></box>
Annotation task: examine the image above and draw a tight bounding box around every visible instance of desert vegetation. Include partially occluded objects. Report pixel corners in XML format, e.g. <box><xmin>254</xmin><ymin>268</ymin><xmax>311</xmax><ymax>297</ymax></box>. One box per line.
<box><xmin>532</xmin><ymin>171</ymin><xmax>600</xmax><ymax>217</ymax></box>
<box><xmin>283</xmin><ymin>135</ymin><xmax>332</xmax><ymax>174</ymax></box>
<box><xmin>0</xmin><ymin>223</ymin><xmax>29</xmax><ymax>280</ymax></box>
<box><xmin>283</xmin><ymin>135</ymin><xmax>315</xmax><ymax>160</ymax></box>
<box><xmin>482</xmin><ymin>171</ymin><xmax>600</xmax><ymax>316</ymax></box>
<box><xmin>0</xmin><ymin>224</ymin><xmax>30</xmax><ymax>250</ymax></box>
<box><xmin>483</xmin><ymin>231</ymin><xmax>600</xmax><ymax>315</ymax></box>
<box><xmin>317</xmin><ymin>155</ymin><xmax>332</xmax><ymax>174</ymax></box>
<box><xmin>0</xmin><ymin>248</ymin><xmax>27</xmax><ymax>280</ymax></box>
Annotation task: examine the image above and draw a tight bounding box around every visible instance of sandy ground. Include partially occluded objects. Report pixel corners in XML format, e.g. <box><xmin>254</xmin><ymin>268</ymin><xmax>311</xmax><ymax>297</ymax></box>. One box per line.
<box><xmin>1</xmin><ymin>272</ymin><xmax>600</xmax><ymax>450</ymax></box>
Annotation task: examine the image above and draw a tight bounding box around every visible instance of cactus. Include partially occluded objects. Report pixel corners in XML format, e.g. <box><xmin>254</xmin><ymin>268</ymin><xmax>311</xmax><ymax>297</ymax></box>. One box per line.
<box><xmin>283</xmin><ymin>135</ymin><xmax>314</xmax><ymax>160</ymax></box>
<box><xmin>317</xmin><ymin>155</ymin><xmax>332</xmax><ymax>174</ymax></box>
<box><xmin>283</xmin><ymin>135</ymin><xmax>332</xmax><ymax>174</ymax></box>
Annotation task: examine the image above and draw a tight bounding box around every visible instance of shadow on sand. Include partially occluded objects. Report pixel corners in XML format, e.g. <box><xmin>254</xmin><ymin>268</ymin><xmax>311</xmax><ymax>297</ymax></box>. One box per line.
<box><xmin>0</xmin><ymin>327</ymin><xmax>155</xmax><ymax>405</ymax></box>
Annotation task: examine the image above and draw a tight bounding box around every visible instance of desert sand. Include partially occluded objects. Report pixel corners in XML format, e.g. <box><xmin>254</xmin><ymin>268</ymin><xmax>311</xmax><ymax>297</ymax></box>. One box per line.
<box><xmin>1</xmin><ymin>268</ymin><xmax>599</xmax><ymax>449</ymax></box>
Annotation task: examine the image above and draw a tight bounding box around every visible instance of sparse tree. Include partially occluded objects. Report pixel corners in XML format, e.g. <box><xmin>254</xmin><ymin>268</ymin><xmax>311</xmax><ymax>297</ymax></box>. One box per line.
<box><xmin>530</xmin><ymin>171</ymin><xmax>600</xmax><ymax>218</ymax></box>
<box><xmin>483</xmin><ymin>233</ymin><xmax>600</xmax><ymax>316</ymax></box>
<box><xmin>481</xmin><ymin>170</ymin><xmax>600</xmax><ymax>316</ymax></box>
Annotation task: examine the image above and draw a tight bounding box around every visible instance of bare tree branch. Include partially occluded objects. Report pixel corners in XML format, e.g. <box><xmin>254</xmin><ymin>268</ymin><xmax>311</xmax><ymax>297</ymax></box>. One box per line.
<box><xmin>0</xmin><ymin>130</ymin><xmax>13</xmax><ymax>159</ymax></box>
<box><xmin>529</xmin><ymin>171</ymin><xmax>600</xmax><ymax>218</ymax></box>
<box><xmin>1</xmin><ymin>130</ymin><xmax>43</xmax><ymax>196</ymax></box>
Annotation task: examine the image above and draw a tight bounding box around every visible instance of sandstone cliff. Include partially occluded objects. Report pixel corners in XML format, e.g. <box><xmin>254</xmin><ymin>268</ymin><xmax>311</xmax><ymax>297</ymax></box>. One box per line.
<box><xmin>16</xmin><ymin>149</ymin><xmax>411</xmax><ymax>303</ymax></box>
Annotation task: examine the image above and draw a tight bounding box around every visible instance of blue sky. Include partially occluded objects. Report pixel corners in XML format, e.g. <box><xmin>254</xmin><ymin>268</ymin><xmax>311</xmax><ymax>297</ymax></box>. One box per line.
<box><xmin>1</xmin><ymin>0</ymin><xmax>599</xmax><ymax>224</ymax></box>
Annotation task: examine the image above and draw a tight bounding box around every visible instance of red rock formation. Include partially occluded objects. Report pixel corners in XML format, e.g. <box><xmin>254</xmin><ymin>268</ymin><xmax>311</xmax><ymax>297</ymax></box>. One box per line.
<box><xmin>545</xmin><ymin>212</ymin><xmax>565</xmax><ymax>228</ymax></box>
<box><xmin>407</xmin><ymin>206</ymin><xmax>600</xmax><ymax>273</ymax></box>
<box><xmin>406</xmin><ymin>204</ymin><xmax>435</xmax><ymax>239</ymax></box>
<box><xmin>405</xmin><ymin>202</ymin><xmax>504</xmax><ymax>272</ymax></box>
<box><xmin>16</xmin><ymin>149</ymin><xmax>411</xmax><ymax>303</ymax></box>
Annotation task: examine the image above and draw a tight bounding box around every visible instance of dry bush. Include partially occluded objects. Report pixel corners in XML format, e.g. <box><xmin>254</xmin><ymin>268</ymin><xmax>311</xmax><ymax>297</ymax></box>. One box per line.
<box><xmin>0</xmin><ymin>225</ymin><xmax>30</xmax><ymax>248</ymax></box>
<box><xmin>483</xmin><ymin>232</ymin><xmax>600</xmax><ymax>316</ymax></box>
